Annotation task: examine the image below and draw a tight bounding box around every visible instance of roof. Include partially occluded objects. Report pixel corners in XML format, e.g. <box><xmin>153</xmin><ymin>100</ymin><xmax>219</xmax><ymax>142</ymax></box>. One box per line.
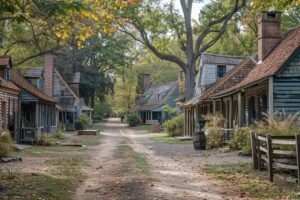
<box><xmin>0</xmin><ymin>76</ymin><xmax>20</xmax><ymax>92</ymax></box>
<box><xmin>213</xmin><ymin>26</ymin><xmax>300</xmax><ymax>97</ymax></box>
<box><xmin>63</xmin><ymin>72</ymin><xmax>80</xmax><ymax>84</ymax></box>
<box><xmin>184</xmin><ymin>57</ymin><xmax>257</xmax><ymax>107</ymax></box>
<box><xmin>201</xmin><ymin>53</ymin><xmax>246</xmax><ymax>65</ymax></box>
<box><xmin>135</xmin><ymin>81</ymin><xmax>178</xmax><ymax>111</ymax></box>
<box><xmin>23</xmin><ymin>68</ymin><xmax>43</xmax><ymax>78</ymax></box>
<box><xmin>0</xmin><ymin>56</ymin><xmax>11</xmax><ymax>66</ymax></box>
<box><xmin>12</xmin><ymin>70</ymin><xmax>56</xmax><ymax>104</ymax></box>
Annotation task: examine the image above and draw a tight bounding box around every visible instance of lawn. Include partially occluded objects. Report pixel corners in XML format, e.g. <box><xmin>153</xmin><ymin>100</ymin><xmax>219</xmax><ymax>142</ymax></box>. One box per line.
<box><xmin>204</xmin><ymin>163</ymin><xmax>300</xmax><ymax>199</ymax></box>
<box><xmin>147</xmin><ymin>133</ymin><xmax>192</xmax><ymax>144</ymax></box>
<box><xmin>131</xmin><ymin>124</ymin><xmax>152</xmax><ymax>132</ymax></box>
<box><xmin>0</xmin><ymin>132</ymin><xmax>102</xmax><ymax>200</ymax></box>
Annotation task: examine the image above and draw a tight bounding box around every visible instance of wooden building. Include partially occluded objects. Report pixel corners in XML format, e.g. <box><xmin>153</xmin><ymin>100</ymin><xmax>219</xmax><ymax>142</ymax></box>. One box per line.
<box><xmin>12</xmin><ymin>70</ymin><xmax>57</xmax><ymax>143</ymax></box>
<box><xmin>184</xmin><ymin>11</ymin><xmax>300</xmax><ymax>136</ymax></box>
<box><xmin>212</xmin><ymin>11</ymin><xmax>300</xmax><ymax>126</ymax></box>
<box><xmin>23</xmin><ymin>54</ymin><xmax>88</xmax><ymax>131</ymax></box>
<box><xmin>0</xmin><ymin>56</ymin><xmax>20</xmax><ymax>140</ymax></box>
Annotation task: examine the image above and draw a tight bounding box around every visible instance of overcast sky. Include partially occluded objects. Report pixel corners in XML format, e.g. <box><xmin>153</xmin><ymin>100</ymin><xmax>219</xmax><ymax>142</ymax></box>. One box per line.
<box><xmin>162</xmin><ymin>0</ymin><xmax>209</xmax><ymax>20</ymax></box>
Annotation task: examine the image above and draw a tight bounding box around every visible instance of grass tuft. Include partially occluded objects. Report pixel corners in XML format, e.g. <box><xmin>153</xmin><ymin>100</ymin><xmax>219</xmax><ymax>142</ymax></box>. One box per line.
<box><xmin>148</xmin><ymin>133</ymin><xmax>192</xmax><ymax>144</ymax></box>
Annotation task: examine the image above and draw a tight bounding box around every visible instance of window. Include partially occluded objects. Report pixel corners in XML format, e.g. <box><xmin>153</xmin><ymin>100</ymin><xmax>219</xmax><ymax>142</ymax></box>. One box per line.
<box><xmin>217</xmin><ymin>65</ymin><xmax>227</xmax><ymax>78</ymax></box>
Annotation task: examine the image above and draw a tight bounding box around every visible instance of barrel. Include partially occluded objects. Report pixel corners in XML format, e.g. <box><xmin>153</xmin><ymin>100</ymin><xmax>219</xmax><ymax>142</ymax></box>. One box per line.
<box><xmin>193</xmin><ymin>131</ymin><xmax>206</xmax><ymax>150</ymax></box>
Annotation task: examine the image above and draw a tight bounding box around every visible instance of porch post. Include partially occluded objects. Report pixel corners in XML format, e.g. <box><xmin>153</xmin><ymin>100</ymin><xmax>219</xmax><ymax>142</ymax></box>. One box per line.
<box><xmin>73</xmin><ymin>111</ymin><xmax>75</xmax><ymax>130</ymax></box>
<box><xmin>229</xmin><ymin>98</ymin><xmax>233</xmax><ymax>128</ymax></box>
<box><xmin>238</xmin><ymin>92</ymin><xmax>242</xmax><ymax>127</ymax></box>
<box><xmin>35</xmin><ymin>103</ymin><xmax>39</xmax><ymax>128</ymax></box>
<box><xmin>213</xmin><ymin>100</ymin><xmax>216</xmax><ymax>114</ymax></box>
<box><xmin>268</xmin><ymin>77</ymin><xmax>274</xmax><ymax>117</ymax></box>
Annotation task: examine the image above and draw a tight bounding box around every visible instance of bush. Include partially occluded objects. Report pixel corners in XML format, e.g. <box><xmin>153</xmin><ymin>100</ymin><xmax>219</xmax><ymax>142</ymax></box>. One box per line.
<box><xmin>204</xmin><ymin>113</ymin><xmax>225</xmax><ymax>148</ymax></box>
<box><xmin>39</xmin><ymin>133</ymin><xmax>55</xmax><ymax>146</ymax></box>
<box><xmin>75</xmin><ymin>113</ymin><xmax>92</xmax><ymax>130</ymax></box>
<box><xmin>53</xmin><ymin>129</ymin><xmax>65</xmax><ymax>139</ymax></box>
<box><xmin>127</xmin><ymin>113</ymin><xmax>140</xmax><ymax>127</ymax></box>
<box><xmin>163</xmin><ymin>114</ymin><xmax>184</xmax><ymax>137</ymax></box>
<box><xmin>230</xmin><ymin>127</ymin><xmax>251</xmax><ymax>154</ymax></box>
<box><xmin>0</xmin><ymin>130</ymin><xmax>13</xmax><ymax>157</ymax></box>
<box><xmin>162</xmin><ymin>105</ymin><xmax>178</xmax><ymax>119</ymax></box>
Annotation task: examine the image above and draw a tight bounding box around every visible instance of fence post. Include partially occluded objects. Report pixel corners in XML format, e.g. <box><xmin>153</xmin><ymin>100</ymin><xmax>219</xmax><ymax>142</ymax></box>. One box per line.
<box><xmin>250</xmin><ymin>131</ymin><xmax>258</xmax><ymax>169</ymax></box>
<box><xmin>296</xmin><ymin>134</ymin><xmax>300</xmax><ymax>186</ymax></box>
<box><xmin>256</xmin><ymin>133</ymin><xmax>263</xmax><ymax>170</ymax></box>
<box><xmin>267</xmin><ymin>134</ymin><xmax>273</xmax><ymax>182</ymax></box>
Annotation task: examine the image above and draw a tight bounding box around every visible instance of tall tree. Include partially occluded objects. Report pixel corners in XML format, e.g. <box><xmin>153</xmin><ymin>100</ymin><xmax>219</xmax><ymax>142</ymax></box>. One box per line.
<box><xmin>120</xmin><ymin>0</ymin><xmax>246</xmax><ymax>100</ymax></box>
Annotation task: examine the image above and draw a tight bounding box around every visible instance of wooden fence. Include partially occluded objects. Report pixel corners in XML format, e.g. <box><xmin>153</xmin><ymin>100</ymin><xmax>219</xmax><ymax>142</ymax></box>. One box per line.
<box><xmin>250</xmin><ymin>132</ymin><xmax>300</xmax><ymax>184</ymax></box>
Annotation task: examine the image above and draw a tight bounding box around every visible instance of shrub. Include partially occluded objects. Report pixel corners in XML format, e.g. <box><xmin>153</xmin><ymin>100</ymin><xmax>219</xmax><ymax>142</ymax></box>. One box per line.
<box><xmin>0</xmin><ymin>130</ymin><xmax>13</xmax><ymax>157</ymax></box>
<box><xmin>204</xmin><ymin>113</ymin><xmax>225</xmax><ymax>148</ymax></box>
<box><xmin>75</xmin><ymin>113</ymin><xmax>92</xmax><ymax>130</ymax></box>
<box><xmin>53</xmin><ymin>129</ymin><xmax>65</xmax><ymax>139</ymax></box>
<box><xmin>126</xmin><ymin>113</ymin><xmax>140</xmax><ymax>127</ymax></box>
<box><xmin>230</xmin><ymin>127</ymin><xmax>251</xmax><ymax>154</ymax></box>
<box><xmin>162</xmin><ymin>105</ymin><xmax>178</xmax><ymax>119</ymax></box>
<box><xmin>39</xmin><ymin>133</ymin><xmax>56</xmax><ymax>146</ymax></box>
<box><xmin>163</xmin><ymin>114</ymin><xmax>184</xmax><ymax>137</ymax></box>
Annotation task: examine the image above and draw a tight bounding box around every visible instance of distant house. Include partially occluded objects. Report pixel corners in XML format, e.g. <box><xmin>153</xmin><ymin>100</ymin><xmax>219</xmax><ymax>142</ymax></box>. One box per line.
<box><xmin>184</xmin><ymin>11</ymin><xmax>300</xmax><ymax>136</ymax></box>
<box><xmin>135</xmin><ymin>74</ymin><xmax>179</xmax><ymax>124</ymax></box>
<box><xmin>0</xmin><ymin>56</ymin><xmax>20</xmax><ymax>141</ymax></box>
<box><xmin>23</xmin><ymin>54</ymin><xmax>88</xmax><ymax>131</ymax></box>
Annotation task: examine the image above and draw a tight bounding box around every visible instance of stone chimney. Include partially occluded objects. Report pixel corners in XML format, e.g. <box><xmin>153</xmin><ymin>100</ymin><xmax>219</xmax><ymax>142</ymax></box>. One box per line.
<box><xmin>258</xmin><ymin>11</ymin><xmax>281</xmax><ymax>61</ymax></box>
<box><xmin>44</xmin><ymin>54</ymin><xmax>53</xmax><ymax>97</ymax></box>
<box><xmin>142</xmin><ymin>73</ymin><xmax>151</xmax><ymax>92</ymax></box>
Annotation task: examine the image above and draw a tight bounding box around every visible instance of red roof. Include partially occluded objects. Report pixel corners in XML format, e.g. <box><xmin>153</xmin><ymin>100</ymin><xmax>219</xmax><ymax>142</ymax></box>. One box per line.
<box><xmin>0</xmin><ymin>76</ymin><xmax>20</xmax><ymax>93</ymax></box>
<box><xmin>12</xmin><ymin>70</ymin><xmax>56</xmax><ymax>104</ymax></box>
<box><xmin>213</xmin><ymin>26</ymin><xmax>300</xmax><ymax>97</ymax></box>
<box><xmin>0</xmin><ymin>56</ymin><xmax>11</xmax><ymax>66</ymax></box>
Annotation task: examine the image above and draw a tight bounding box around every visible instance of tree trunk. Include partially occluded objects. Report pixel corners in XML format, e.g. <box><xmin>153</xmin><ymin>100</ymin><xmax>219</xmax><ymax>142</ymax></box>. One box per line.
<box><xmin>184</xmin><ymin>65</ymin><xmax>196</xmax><ymax>100</ymax></box>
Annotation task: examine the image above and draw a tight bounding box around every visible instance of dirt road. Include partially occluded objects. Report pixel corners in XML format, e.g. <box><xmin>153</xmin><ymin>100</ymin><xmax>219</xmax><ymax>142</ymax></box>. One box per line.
<box><xmin>74</xmin><ymin>118</ymin><xmax>249</xmax><ymax>200</ymax></box>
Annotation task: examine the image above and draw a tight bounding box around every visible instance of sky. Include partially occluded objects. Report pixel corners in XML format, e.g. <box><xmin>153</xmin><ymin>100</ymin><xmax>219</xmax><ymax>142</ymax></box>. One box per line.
<box><xmin>162</xmin><ymin>0</ymin><xmax>209</xmax><ymax>20</ymax></box>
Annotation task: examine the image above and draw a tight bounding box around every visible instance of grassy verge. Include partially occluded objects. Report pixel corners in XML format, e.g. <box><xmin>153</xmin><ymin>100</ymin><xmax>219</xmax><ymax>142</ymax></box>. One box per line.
<box><xmin>0</xmin><ymin>132</ymin><xmax>101</xmax><ymax>199</ymax></box>
<box><xmin>148</xmin><ymin>133</ymin><xmax>192</xmax><ymax>144</ymax></box>
<box><xmin>119</xmin><ymin>144</ymin><xmax>149</xmax><ymax>174</ymax></box>
<box><xmin>204</xmin><ymin>163</ymin><xmax>299</xmax><ymax>199</ymax></box>
<box><xmin>130</xmin><ymin>124</ymin><xmax>152</xmax><ymax>132</ymax></box>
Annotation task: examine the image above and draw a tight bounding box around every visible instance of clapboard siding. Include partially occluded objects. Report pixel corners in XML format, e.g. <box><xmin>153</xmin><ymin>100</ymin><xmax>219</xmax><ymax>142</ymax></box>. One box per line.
<box><xmin>274</xmin><ymin>49</ymin><xmax>300</xmax><ymax>113</ymax></box>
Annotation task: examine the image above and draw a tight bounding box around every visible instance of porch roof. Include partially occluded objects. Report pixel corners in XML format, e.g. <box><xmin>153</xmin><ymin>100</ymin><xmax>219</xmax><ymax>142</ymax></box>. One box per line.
<box><xmin>12</xmin><ymin>70</ymin><xmax>56</xmax><ymax>104</ymax></box>
<box><xmin>0</xmin><ymin>76</ymin><xmax>20</xmax><ymax>93</ymax></box>
<box><xmin>211</xmin><ymin>26</ymin><xmax>300</xmax><ymax>98</ymax></box>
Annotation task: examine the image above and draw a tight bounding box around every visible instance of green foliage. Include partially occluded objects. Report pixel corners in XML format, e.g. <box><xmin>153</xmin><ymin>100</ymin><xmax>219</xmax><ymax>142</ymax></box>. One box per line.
<box><xmin>126</xmin><ymin>113</ymin><xmax>140</xmax><ymax>127</ymax></box>
<box><xmin>39</xmin><ymin>133</ymin><xmax>56</xmax><ymax>146</ymax></box>
<box><xmin>162</xmin><ymin>105</ymin><xmax>178</xmax><ymax>118</ymax></box>
<box><xmin>163</xmin><ymin>113</ymin><xmax>184</xmax><ymax>137</ymax></box>
<box><xmin>230</xmin><ymin>127</ymin><xmax>251</xmax><ymax>154</ymax></box>
<box><xmin>255</xmin><ymin>112</ymin><xmax>300</xmax><ymax>136</ymax></box>
<box><xmin>76</xmin><ymin>113</ymin><xmax>92</xmax><ymax>129</ymax></box>
<box><xmin>204</xmin><ymin>113</ymin><xmax>225</xmax><ymax>148</ymax></box>
<box><xmin>53</xmin><ymin>129</ymin><xmax>65</xmax><ymax>140</ymax></box>
<box><xmin>0</xmin><ymin>130</ymin><xmax>13</xmax><ymax>157</ymax></box>
<box><xmin>93</xmin><ymin>100</ymin><xmax>112</xmax><ymax>121</ymax></box>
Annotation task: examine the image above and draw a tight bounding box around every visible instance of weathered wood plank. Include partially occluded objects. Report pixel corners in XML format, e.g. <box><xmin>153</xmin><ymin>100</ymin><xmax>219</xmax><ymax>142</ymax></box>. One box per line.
<box><xmin>296</xmin><ymin>134</ymin><xmax>300</xmax><ymax>186</ymax></box>
<box><xmin>257</xmin><ymin>135</ymin><xmax>267</xmax><ymax>142</ymax></box>
<box><xmin>267</xmin><ymin>135</ymin><xmax>273</xmax><ymax>182</ymax></box>
<box><xmin>261</xmin><ymin>155</ymin><xmax>269</xmax><ymax>164</ymax></box>
<box><xmin>272</xmin><ymin>140</ymin><xmax>296</xmax><ymax>145</ymax></box>
<box><xmin>260</xmin><ymin>146</ymin><xmax>268</xmax><ymax>154</ymax></box>
<box><xmin>251</xmin><ymin>131</ymin><xmax>258</xmax><ymax>169</ymax></box>
<box><xmin>273</xmin><ymin>162</ymin><xmax>298</xmax><ymax>170</ymax></box>
<box><xmin>273</xmin><ymin>150</ymin><xmax>295</xmax><ymax>156</ymax></box>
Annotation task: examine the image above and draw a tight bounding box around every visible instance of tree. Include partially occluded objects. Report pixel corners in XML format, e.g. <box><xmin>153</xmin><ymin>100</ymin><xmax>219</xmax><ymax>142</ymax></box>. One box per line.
<box><xmin>119</xmin><ymin>0</ymin><xmax>246</xmax><ymax>100</ymax></box>
<box><xmin>0</xmin><ymin>0</ymin><xmax>138</xmax><ymax>66</ymax></box>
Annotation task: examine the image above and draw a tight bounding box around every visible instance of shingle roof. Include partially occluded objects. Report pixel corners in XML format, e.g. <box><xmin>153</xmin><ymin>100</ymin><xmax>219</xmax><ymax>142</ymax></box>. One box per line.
<box><xmin>201</xmin><ymin>53</ymin><xmax>245</xmax><ymax>65</ymax></box>
<box><xmin>0</xmin><ymin>56</ymin><xmax>11</xmax><ymax>66</ymax></box>
<box><xmin>63</xmin><ymin>72</ymin><xmax>80</xmax><ymax>84</ymax></box>
<box><xmin>0</xmin><ymin>76</ymin><xmax>20</xmax><ymax>92</ymax></box>
<box><xmin>135</xmin><ymin>81</ymin><xmax>178</xmax><ymax>111</ymax></box>
<box><xmin>12</xmin><ymin>70</ymin><xmax>56</xmax><ymax>104</ymax></box>
<box><xmin>23</xmin><ymin>68</ymin><xmax>43</xmax><ymax>78</ymax></box>
<box><xmin>212</xmin><ymin>26</ymin><xmax>300</xmax><ymax>97</ymax></box>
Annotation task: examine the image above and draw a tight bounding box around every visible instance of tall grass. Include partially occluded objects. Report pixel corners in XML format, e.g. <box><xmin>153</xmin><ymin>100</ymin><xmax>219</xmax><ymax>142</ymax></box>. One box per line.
<box><xmin>255</xmin><ymin>111</ymin><xmax>300</xmax><ymax>136</ymax></box>
<box><xmin>204</xmin><ymin>113</ymin><xmax>225</xmax><ymax>148</ymax></box>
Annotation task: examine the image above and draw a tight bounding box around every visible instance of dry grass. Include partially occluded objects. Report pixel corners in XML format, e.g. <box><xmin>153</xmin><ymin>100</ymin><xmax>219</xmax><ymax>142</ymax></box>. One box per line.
<box><xmin>0</xmin><ymin>130</ymin><xmax>13</xmax><ymax>157</ymax></box>
<box><xmin>204</xmin><ymin>114</ymin><xmax>225</xmax><ymax>148</ymax></box>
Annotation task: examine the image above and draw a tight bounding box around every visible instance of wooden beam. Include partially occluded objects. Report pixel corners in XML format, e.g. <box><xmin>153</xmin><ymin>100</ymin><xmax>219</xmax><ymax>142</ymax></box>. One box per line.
<box><xmin>296</xmin><ymin>134</ymin><xmax>300</xmax><ymax>186</ymax></box>
<box><xmin>267</xmin><ymin>135</ymin><xmax>273</xmax><ymax>182</ymax></box>
<box><xmin>268</xmin><ymin>77</ymin><xmax>274</xmax><ymax>116</ymax></box>
<box><xmin>237</xmin><ymin>92</ymin><xmax>242</xmax><ymax>127</ymax></box>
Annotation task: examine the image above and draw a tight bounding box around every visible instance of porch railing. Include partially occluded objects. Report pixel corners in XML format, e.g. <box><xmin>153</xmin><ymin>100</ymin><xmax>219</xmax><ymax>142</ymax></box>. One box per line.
<box><xmin>250</xmin><ymin>132</ymin><xmax>300</xmax><ymax>185</ymax></box>
<box><xmin>19</xmin><ymin>127</ymin><xmax>43</xmax><ymax>143</ymax></box>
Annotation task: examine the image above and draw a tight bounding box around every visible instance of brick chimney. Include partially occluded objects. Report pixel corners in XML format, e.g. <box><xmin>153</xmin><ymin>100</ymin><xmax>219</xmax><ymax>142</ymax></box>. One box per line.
<box><xmin>142</xmin><ymin>73</ymin><xmax>150</xmax><ymax>92</ymax></box>
<box><xmin>258</xmin><ymin>11</ymin><xmax>281</xmax><ymax>61</ymax></box>
<box><xmin>44</xmin><ymin>54</ymin><xmax>53</xmax><ymax>97</ymax></box>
